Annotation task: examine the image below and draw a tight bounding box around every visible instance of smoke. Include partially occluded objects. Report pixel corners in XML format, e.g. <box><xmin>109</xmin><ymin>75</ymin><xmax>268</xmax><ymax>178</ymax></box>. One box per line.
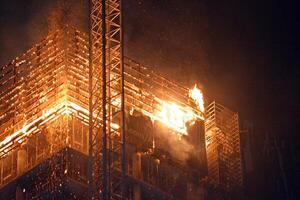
<box><xmin>153</xmin><ymin>120</ymin><xmax>207</xmax><ymax>185</ymax></box>
<box><xmin>47</xmin><ymin>1</ymin><xmax>70</xmax><ymax>32</ymax></box>
<box><xmin>153</xmin><ymin>122</ymin><xmax>194</xmax><ymax>162</ymax></box>
<box><xmin>28</xmin><ymin>0</ymin><xmax>88</xmax><ymax>37</ymax></box>
<box><xmin>46</xmin><ymin>0</ymin><xmax>88</xmax><ymax>33</ymax></box>
<box><xmin>124</xmin><ymin>0</ymin><xmax>211</xmax><ymax>86</ymax></box>
<box><xmin>0</xmin><ymin>0</ymin><xmax>89</xmax><ymax>66</ymax></box>
<box><xmin>166</xmin><ymin>133</ymin><xmax>194</xmax><ymax>162</ymax></box>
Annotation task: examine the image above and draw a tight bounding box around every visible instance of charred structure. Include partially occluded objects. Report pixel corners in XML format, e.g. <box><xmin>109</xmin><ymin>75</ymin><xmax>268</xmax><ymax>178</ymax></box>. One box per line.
<box><xmin>0</xmin><ymin>1</ymin><xmax>243</xmax><ymax>199</ymax></box>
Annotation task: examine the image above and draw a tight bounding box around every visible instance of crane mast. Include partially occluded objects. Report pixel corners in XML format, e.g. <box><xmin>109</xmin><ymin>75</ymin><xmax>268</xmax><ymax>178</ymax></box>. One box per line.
<box><xmin>88</xmin><ymin>0</ymin><xmax>125</xmax><ymax>199</ymax></box>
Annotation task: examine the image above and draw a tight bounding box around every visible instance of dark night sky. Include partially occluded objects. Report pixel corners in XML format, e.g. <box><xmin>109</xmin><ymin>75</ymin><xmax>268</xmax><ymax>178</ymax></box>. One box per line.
<box><xmin>0</xmin><ymin>0</ymin><xmax>299</xmax><ymax>198</ymax></box>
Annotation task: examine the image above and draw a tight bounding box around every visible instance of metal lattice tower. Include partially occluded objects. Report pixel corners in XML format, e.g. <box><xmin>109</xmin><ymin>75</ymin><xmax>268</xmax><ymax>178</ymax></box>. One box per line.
<box><xmin>205</xmin><ymin>101</ymin><xmax>243</xmax><ymax>191</ymax></box>
<box><xmin>0</xmin><ymin>1</ymin><xmax>246</xmax><ymax>199</ymax></box>
<box><xmin>88</xmin><ymin>0</ymin><xmax>125</xmax><ymax>199</ymax></box>
<box><xmin>0</xmin><ymin>27</ymin><xmax>205</xmax><ymax>199</ymax></box>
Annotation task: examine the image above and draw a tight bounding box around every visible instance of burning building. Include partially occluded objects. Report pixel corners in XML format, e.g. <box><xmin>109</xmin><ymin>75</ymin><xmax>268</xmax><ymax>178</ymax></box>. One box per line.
<box><xmin>0</xmin><ymin>1</ymin><xmax>243</xmax><ymax>199</ymax></box>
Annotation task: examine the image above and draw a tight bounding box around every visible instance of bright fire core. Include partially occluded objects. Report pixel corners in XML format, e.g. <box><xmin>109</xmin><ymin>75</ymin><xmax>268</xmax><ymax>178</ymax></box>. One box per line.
<box><xmin>0</xmin><ymin>84</ymin><xmax>204</xmax><ymax>156</ymax></box>
<box><xmin>152</xmin><ymin>84</ymin><xmax>204</xmax><ymax>134</ymax></box>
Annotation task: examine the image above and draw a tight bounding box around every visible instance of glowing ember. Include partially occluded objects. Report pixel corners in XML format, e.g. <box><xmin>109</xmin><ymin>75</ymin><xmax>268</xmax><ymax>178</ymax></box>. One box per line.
<box><xmin>189</xmin><ymin>84</ymin><xmax>205</xmax><ymax>112</ymax></box>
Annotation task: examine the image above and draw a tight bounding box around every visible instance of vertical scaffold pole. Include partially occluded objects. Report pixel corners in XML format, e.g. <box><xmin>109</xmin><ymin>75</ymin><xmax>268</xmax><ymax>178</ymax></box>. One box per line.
<box><xmin>89</xmin><ymin>0</ymin><xmax>125</xmax><ymax>199</ymax></box>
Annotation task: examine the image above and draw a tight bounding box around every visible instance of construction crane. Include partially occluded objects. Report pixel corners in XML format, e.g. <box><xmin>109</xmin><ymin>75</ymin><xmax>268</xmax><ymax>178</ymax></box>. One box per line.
<box><xmin>88</xmin><ymin>0</ymin><xmax>126</xmax><ymax>199</ymax></box>
<box><xmin>0</xmin><ymin>1</ymin><xmax>244</xmax><ymax>199</ymax></box>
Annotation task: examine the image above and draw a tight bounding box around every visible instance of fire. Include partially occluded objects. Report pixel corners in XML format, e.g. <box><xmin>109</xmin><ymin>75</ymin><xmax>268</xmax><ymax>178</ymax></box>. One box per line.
<box><xmin>157</xmin><ymin>102</ymin><xmax>195</xmax><ymax>134</ymax></box>
<box><xmin>0</xmin><ymin>101</ymin><xmax>120</xmax><ymax>157</ymax></box>
<box><xmin>189</xmin><ymin>84</ymin><xmax>204</xmax><ymax>112</ymax></box>
<box><xmin>0</xmin><ymin>84</ymin><xmax>205</xmax><ymax>156</ymax></box>
<box><xmin>146</xmin><ymin>84</ymin><xmax>205</xmax><ymax>135</ymax></box>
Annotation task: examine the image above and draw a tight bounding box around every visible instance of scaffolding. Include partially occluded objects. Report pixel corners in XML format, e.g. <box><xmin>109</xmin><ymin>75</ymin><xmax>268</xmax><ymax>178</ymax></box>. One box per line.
<box><xmin>205</xmin><ymin>101</ymin><xmax>243</xmax><ymax>191</ymax></box>
<box><xmin>0</xmin><ymin>1</ymin><xmax>244</xmax><ymax>196</ymax></box>
<box><xmin>0</xmin><ymin>27</ymin><xmax>90</xmax><ymax>187</ymax></box>
<box><xmin>88</xmin><ymin>0</ymin><xmax>125</xmax><ymax>199</ymax></box>
<box><xmin>0</xmin><ymin>26</ymin><xmax>206</xmax><ymax>198</ymax></box>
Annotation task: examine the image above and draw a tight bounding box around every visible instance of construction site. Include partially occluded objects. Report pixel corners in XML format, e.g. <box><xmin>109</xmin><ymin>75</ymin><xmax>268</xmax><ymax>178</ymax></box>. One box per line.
<box><xmin>0</xmin><ymin>1</ymin><xmax>243</xmax><ymax>199</ymax></box>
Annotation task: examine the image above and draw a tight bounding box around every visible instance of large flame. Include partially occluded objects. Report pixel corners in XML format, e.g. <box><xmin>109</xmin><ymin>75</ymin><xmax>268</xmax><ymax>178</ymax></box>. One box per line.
<box><xmin>0</xmin><ymin>84</ymin><xmax>205</xmax><ymax>156</ymax></box>
<box><xmin>156</xmin><ymin>101</ymin><xmax>196</xmax><ymax>134</ymax></box>
<box><xmin>189</xmin><ymin>84</ymin><xmax>204</xmax><ymax>112</ymax></box>
<box><xmin>147</xmin><ymin>84</ymin><xmax>204</xmax><ymax>135</ymax></box>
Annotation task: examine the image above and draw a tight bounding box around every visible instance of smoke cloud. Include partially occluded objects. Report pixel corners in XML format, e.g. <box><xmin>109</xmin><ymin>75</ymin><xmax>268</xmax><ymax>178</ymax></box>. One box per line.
<box><xmin>153</xmin><ymin>122</ymin><xmax>194</xmax><ymax>162</ymax></box>
<box><xmin>0</xmin><ymin>0</ymin><xmax>89</xmax><ymax>66</ymax></box>
<box><xmin>47</xmin><ymin>0</ymin><xmax>88</xmax><ymax>33</ymax></box>
<box><xmin>166</xmin><ymin>133</ymin><xmax>194</xmax><ymax>162</ymax></box>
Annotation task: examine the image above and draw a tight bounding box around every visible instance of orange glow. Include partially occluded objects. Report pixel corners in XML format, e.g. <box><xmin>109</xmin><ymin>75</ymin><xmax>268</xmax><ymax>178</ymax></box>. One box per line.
<box><xmin>147</xmin><ymin>84</ymin><xmax>204</xmax><ymax>134</ymax></box>
<box><xmin>0</xmin><ymin>101</ymin><xmax>120</xmax><ymax>157</ymax></box>
<box><xmin>128</xmin><ymin>84</ymin><xmax>205</xmax><ymax>135</ymax></box>
<box><xmin>131</xmin><ymin>101</ymin><xmax>201</xmax><ymax>135</ymax></box>
<box><xmin>156</xmin><ymin>101</ymin><xmax>196</xmax><ymax>134</ymax></box>
<box><xmin>189</xmin><ymin>84</ymin><xmax>205</xmax><ymax>112</ymax></box>
<box><xmin>0</xmin><ymin>83</ymin><xmax>205</xmax><ymax>156</ymax></box>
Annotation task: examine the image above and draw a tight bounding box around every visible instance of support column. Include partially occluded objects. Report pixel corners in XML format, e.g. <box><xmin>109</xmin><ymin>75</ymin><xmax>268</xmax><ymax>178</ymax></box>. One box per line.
<box><xmin>187</xmin><ymin>181</ymin><xmax>206</xmax><ymax>200</ymax></box>
<box><xmin>132</xmin><ymin>152</ymin><xmax>142</xmax><ymax>200</ymax></box>
<box><xmin>17</xmin><ymin>148</ymin><xmax>26</xmax><ymax>175</ymax></box>
<box><xmin>15</xmin><ymin>186</ymin><xmax>25</xmax><ymax>200</ymax></box>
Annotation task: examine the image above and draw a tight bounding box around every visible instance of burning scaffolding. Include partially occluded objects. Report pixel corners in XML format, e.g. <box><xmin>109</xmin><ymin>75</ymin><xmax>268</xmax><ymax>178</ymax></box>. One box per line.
<box><xmin>0</xmin><ymin>27</ymin><xmax>212</xmax><ymax>198</ymax></box>
<box><xmin>0</xmin><ymin>27</ymin><xmax>204</xmax><ymax>158</ymax></box>
<box><xmin>0</xmin><ymin>1</ymin><xmax>243</xmax><ymax>199</ymax></box>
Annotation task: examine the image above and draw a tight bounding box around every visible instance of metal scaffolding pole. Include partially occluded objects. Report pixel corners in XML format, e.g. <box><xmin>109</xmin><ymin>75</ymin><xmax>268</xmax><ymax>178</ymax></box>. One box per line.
<box><xmin>88</xmin><ymin>0</ymin><xmax>124</xmax><ymax>199</ymax></box>
<box><xmin>101</xmin><ymin>0</ymin><xmax>108</xmax><ymax>199</ymax></box>
<box><xmin>120</xmin><ymin>0</ymin><xmax>126</xmax><ymax>198</ymax></box>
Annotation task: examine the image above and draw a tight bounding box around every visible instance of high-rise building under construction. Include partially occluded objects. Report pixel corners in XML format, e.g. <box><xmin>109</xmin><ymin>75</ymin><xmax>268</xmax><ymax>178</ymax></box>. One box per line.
<box><xmin>0</xmin><ymin>1</ymin><xmax>243</xmax><ymax>199</ymax></box>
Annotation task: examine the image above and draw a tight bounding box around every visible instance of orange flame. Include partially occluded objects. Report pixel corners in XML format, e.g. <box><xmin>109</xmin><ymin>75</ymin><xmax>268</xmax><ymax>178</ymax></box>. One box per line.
<box><xmin>0</xmin><ymin>84</ymin><xmax>205</xmax><ymax>155</ymax></box>
<box><xmin>149</xmin><ymin>84</ymin><xmax>205</xmax><ymax>134</ymax></box>
<box><xmin>189</xmin><ymin>84</ymin><xmax>204</xmax><ymax>112</ymax></box>
<box><xmin>156</xmin><ymin>101</ymin><xmax>195</xmax><ymax>134</ymax></box>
